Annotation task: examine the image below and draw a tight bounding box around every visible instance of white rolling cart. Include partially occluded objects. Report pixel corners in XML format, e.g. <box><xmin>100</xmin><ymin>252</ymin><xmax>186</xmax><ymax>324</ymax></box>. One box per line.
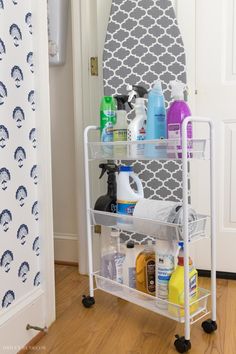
<box><xmin>82</xmin><ymin>117</ymin><xmax>217</xmax><ymax>353</ymax></box>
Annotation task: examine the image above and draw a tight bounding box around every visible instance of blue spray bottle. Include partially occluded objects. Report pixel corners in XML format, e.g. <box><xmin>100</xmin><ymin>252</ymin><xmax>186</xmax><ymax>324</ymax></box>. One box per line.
<box><xmin>145</xmin><ymin>80</ymin><xmax>167</xmax><ymax>158</ymax></box>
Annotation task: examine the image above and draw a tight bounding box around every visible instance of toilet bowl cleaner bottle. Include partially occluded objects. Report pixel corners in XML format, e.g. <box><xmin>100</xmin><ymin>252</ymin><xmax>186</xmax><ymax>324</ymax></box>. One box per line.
<box><xmin>167</xmin><ymin>81</ymin><xmax>192</xmax><ymax>158</ymax></box>
<box><xmin>117</xmin><ymin>166</ymin><xmax>144</xmax><ymax>216</ymax></box>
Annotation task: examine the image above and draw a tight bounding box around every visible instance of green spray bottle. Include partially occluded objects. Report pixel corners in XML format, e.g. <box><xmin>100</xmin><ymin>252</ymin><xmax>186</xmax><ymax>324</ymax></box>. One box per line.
<box><xmin>100</xmin><ymin>96</ymin><xmax>117</xmax><ymax>143</ymax></box>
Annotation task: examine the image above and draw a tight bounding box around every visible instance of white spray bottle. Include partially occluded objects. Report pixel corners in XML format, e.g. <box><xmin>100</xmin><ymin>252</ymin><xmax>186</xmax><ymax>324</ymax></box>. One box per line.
<box><xmin>127</xmin><ymin>85</ymin><xmax>148</xmax><ymax>157</ymax></box>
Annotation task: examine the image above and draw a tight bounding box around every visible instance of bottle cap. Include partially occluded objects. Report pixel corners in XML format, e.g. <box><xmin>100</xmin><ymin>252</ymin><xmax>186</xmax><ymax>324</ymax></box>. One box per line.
<box><xmin>119</xmin><ymin>166</ymin><xmax>133</xmax><ymax>172</ymax></box>
<box><xmin>127</xmin><ymin>85</ymin><xmax>148</xmax><ymax>107</ymax></box>
<box><xmin>114</xmin><ymin>95</ymin><xmax>129</xmax><ymax>110</ymax></box>
<box><xmin>153</xmin><ymin>80</ymin><xmax>163</xmax><ymax>93</ymax></box>
<box><xmin>99</xmin><ymin>163</ymin><xmax>118</xmax><ymax>179</ymax></box>
<box><xmin>127</xmin><ymin>241</ymin><xmax>135</xmax><ymax>248</ymax></box>
<box><xmin>170</xmin><ymin>80</ymin><xmax>185</xmax><ymax>100</ymax></box>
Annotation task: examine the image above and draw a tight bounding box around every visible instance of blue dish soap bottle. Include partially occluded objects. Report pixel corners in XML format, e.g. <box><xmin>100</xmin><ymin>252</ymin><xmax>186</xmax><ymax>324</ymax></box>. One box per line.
<box><xmin>145</xmin><ymin>80</ymin><xmax>167</xmax><ymax>158</ymax></box>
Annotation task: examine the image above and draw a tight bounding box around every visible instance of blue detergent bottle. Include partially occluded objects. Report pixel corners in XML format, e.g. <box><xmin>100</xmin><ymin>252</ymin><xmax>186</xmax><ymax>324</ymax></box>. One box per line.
<box><xmin>145</xmin><ymin>80</ymin><xmax>167</xmax><ymax>158</ymax></box>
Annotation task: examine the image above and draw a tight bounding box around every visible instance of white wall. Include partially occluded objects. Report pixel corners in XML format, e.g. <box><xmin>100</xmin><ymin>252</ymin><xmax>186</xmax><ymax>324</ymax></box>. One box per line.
<box><xmin>49</xmin><ymin>9</ymin><xmax>78</xmax><ymax>263</ymax></box>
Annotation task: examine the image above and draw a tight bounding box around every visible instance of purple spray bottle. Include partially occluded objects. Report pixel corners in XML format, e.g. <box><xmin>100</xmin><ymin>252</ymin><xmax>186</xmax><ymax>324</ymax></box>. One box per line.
<box><xmin>167</xmin><ymin>81</ymin><xmax>192</xmax><ymax>158</ymax></box>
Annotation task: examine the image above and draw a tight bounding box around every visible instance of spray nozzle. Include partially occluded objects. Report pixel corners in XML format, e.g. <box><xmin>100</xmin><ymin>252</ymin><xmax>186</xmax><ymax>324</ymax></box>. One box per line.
<box><xmin>114</xmin><ymin>95</ymin><xmax>129</xmax><ymax>110</ymax></box>
<box><xmin>127</xmin><ymin>84</ymin><xmax>148</xmax><ymax>107</ymax></box>
<box><xmin>99</xmin><ymin>163</ymin><xmax>118</xmax><ymax>179</ymax></box>
<box><xmin>170</xmin><ymin>80</ymin><xmax>185</xmax><ymax>100</ymax></box>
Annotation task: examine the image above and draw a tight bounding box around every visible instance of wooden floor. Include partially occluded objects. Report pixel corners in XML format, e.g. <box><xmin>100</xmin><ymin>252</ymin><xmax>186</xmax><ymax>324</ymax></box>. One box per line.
<box><xmin>27</xmin><ymin>265</ymin><xmax>236</xmax><ymax>354</ymax></box>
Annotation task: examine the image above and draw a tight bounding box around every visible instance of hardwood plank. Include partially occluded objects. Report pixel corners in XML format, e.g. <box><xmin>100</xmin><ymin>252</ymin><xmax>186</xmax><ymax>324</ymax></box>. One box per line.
<box><xmin>18</xmin><ymin>332</ymin><xmax>46</xmax><ymax>354</ymax></box>
<box><xmin>55</xmin><ymin>264</ymin><xmax>76</xmax><ymax>285</ymax></box>
<box><xmin>27</xmin><ymin>266</ymin><xmax>236</xmax><ymax>354</ymax></box>
<box><xmin>56</xmin><ymin>270</ymin><xmax>88</xmax><ymax>318</ymax></box>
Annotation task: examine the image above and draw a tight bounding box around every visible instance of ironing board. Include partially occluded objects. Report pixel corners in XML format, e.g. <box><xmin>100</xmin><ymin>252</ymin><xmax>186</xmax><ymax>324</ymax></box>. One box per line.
<box><xmin>103</xmin><ymin>0</ymin><xmax>188</xmax><ymax>242</ymax></box>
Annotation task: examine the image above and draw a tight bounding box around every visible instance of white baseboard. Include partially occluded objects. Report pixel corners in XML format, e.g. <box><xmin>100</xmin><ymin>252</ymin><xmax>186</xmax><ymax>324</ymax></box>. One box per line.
<box><xmin>0</xmin><ymin>289</ymin><xmax>46</xmax><ymax>354</ymax></box>
<box><xmin>54</xmin><ymin>233</ymin><xmax>78</xmax><ymax>263</ymax></box>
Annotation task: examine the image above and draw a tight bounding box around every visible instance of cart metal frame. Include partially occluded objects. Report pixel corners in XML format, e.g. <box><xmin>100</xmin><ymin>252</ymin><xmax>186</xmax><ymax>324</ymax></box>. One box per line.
<box><xmin>83</xmin><ymin>116</ymin><xmax>217</xmax><ymax>352</ymax></box>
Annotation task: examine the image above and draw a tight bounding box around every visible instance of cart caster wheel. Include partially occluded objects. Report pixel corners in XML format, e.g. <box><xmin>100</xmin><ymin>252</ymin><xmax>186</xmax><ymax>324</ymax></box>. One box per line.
<box><xmin>174</xmin><ymin>335</ymin><xmax>191</xmax><ymax>353</ymax></box>
<box><xmin>82</xmin><ymin>295</ymin><xmax>95</xmax><ymax>308</ymax></box>
<box><xmin>202</xmin><ymin>319</ymin><xmax>217</xmax><ymax>334</ymax></box>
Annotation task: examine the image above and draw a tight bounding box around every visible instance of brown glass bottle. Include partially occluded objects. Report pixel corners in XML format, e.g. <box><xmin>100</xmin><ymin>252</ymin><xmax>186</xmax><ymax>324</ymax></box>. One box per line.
<box><xmin>136</xmin><ymin>242</ymin><xmax>156</xmax><ymax>296</ymax></box>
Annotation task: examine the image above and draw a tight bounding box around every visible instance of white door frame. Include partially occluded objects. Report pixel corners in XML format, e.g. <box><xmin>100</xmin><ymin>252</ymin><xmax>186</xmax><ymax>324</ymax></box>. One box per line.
<box><xmin>71</xmin><ymin>0</ymin><xmax>93</xmax><ymax>275</ymax></box>
<box><xmin>32</xmin><ymin>0</ymin><xmax>55</xmax><ymax>325</ymax></box>
<box><xmin>71</xmin><ymin>0</ymin><xmax>197</xmax><ymax>274</ymax></box>
<box><xmin>0</xmin><ymin>1</ymin><xmax>55</xmax><ymax>351</ymax></box>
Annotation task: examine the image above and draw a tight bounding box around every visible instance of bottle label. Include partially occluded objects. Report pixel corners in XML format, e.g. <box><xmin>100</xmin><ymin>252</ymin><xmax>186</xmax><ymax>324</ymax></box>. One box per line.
<box><xmin>113</xmin><ymin>129</ymin><xmax>127</xmax><ymax>142</ymax></box>
<box><xmin>128</xmin><ymin>126</ymin><xmax>146</xmax><ymax>157</ymax></box>
<box><xmin>110</xmin><ymin>202</ymin><xmax>117</xmax><ymax>213</ymax></box>
<box><xmin>157</xmin><ymin>254</ymin><xmax>174</xmax><ymax>300</ymax></box>
<box><xmin>168</xmin><ymin>123</ymin><xmax>180</xmax><ymax>140</ymax></box>
<box><xmin>114</xmin><ymin>254</ymin><xmax>125</xmax><ymax>284</ymax></box>
<box><xmin>128</xmin><ymin>267</ymin><xmax>136</xmax><ymax>288</ymax></box>
<box><xmin>117</xmin><ymin>201</ymin><xmax>137</xmax><ymax>215</ymax></box>
<box><xmin>168</xmin><ymin>123</ymin><xmax>193</xmax><ymax>157</ymax></box>
<box><xmin>146</xmin><ymin>259</ymin><xmax>155</xmax><ymax>294</ymax></box>
<box><xmin>189</xmin><ymin>274</ymin><xmax>197</xmax><ymax>299</ymax></box>
<box><xmin>102</xmin><ymin>110</ymin><xmax>116</xmax><ymax>119</ymax></box>
<box><xmin>101</xmin><ymin>122</ymin><xmax>113</xmax><ymax>143</ymax></box>
<box><xmin>155</xmin><ymin>113</ymin><xmax>166</xmax><ymax>122</ymax></box>
<box><xmin>179</xmin><ymin>272</ymin><xmax>198</xmax><ymax>306</ymax></box>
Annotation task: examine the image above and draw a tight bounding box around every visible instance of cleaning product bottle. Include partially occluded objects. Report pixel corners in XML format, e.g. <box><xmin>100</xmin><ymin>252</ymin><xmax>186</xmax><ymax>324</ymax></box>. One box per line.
<box><xmin>94</xmin><ymin>163</ymin><xmax>118</xmax><ymax>213</ymax></box>
<box><xmin>117</xmin><ymin>166</ymin><xmax>144</xmax><ymax>216</ymax></box>
<box><xmin>167</xmin><ymin>81</ymin><xmax>192</xmax><ymax>158</ymax></box>
<box><xmin>168</xmin><ymin>242</ymin><xmax>199</xmax><ymax>317</ymax></box>
<box><xmin>113</xmin><ymin>95</ymin><xmax>129</xmax><ymax>142</ymax></box>
<box><xmin>156</xmin><ymin>240</ymin><xmax>175</xmax><ymax>309</ymax></box>
<box><xmin>145</xmin><ymin>80</ymin><xmax>167</xmax><ymax>158</ymax></box>
<box><xmin>127</xmin><ymin>85</ymin><xmax>148</xmax><ymax>157</ymax></box>
<box><xmin>100</xmin><ymin>96</ymin><xmax>117</xmax><ymax>143</ymax></box>
<box><xmin>122</xmin><ymin>241</ymin><xmax>144</xmax><ymax>289</ymax></box>
<box><xmin>136</xmin><ymin>241</ymin><xmax>156</xmax><ymax>296</ymax></box>
<box><xmin>113</xmin><ymin>95</ymin><xmax>129</xmax><ymax>156</ymax></box>
<box><xmin>101</xmin><ymin>229</ymin><xmax>125</xmax><ymax>284</ymax></box>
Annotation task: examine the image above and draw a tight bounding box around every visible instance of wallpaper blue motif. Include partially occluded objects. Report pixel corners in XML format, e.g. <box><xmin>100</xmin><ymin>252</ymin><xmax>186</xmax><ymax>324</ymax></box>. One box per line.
<box><xmin>0</xmin><ymin>0</ymin><xmax>41</xmax><ymax>311</ymax></box>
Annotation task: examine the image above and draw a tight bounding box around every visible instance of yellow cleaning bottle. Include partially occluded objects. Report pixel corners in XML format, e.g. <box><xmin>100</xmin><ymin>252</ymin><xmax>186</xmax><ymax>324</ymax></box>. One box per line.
<box><xmin>168</xmin><ymin>242</ymin><xmax>198</xmax><ymax>318</ymax></box>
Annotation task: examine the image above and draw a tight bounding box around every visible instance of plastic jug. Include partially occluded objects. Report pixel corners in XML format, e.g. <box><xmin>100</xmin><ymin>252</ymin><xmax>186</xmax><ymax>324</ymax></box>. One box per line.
<box><xmin>117</xmin><ymin>166</ymin><xmax>144</xmax><ymax>216</ymax></box>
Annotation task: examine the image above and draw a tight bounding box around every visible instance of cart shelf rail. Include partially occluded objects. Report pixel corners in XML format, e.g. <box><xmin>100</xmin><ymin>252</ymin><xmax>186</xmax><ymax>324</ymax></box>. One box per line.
<box><xmin>90</xmin><ymin>209</ymin><xmax>209</xmax><ymax>243</ymax></box>
<box><xmin>94</xmin><ymin>271</ymin><xmax>211</xmax><ymax>324</ymax></box>
<box><xmin>87</xmin><ymin>138</ymin><xmax>208</xmax><ymax>161</ymax></box>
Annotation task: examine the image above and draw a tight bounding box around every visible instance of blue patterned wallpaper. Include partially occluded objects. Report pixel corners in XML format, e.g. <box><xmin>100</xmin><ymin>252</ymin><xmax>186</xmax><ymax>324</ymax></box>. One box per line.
<box><xmin>0</xmin><ymin>0</ymin><xmax>40</xmax><ymax>310</ymax></box>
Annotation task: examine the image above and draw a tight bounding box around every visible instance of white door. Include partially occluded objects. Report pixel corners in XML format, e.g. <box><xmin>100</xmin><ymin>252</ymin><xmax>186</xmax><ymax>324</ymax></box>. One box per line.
<box><xmin>0</xmin><ymin>1</ymin><xmax>55</xmax><ymax>352</ymax></box>
<box><xmin>182</xmin><ymin>0</ymin><xmax>236</xmax><ymax>272</ymax></box>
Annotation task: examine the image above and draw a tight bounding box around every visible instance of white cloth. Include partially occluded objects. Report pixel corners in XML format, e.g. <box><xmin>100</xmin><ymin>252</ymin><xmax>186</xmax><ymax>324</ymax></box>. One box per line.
<box><xmin>133</xmin><ymin>199</ymin><xmax>197</xmax><ymax>240</ymax></box>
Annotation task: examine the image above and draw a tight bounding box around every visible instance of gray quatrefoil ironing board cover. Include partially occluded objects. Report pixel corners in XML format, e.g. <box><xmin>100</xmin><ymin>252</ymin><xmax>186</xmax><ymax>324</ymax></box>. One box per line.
<box><xmin>103</xmin><ymin>0</ymin><xmax>187</xmax><ymax>242</ymax></box>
